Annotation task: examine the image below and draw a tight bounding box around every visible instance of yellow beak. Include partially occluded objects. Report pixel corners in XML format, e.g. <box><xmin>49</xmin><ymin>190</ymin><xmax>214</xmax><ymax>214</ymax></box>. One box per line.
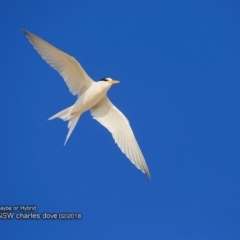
<box><xmin>109</xmin><ymin>80</ymin><xmax>120</xmax><ymax>85</ymax></box>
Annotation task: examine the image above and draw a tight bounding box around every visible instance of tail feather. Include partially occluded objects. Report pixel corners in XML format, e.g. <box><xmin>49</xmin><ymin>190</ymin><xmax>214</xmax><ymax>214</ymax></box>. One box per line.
<box><xmin>48</xmin><ymin>106</ymin><xmax>73</xmax><ymax>121</ymax></box>
<box><xmin>64</xmin><ymin>116</ymin><xmax>80</xmax><ymax>145</ymax></box>
<box><xmin>48</xmin><ymin>106</ymin><xmax>81</xmax><ymax>145</ymax></box>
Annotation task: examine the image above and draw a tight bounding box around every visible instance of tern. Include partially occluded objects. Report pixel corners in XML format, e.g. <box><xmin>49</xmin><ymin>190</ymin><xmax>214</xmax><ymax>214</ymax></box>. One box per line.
<box><xmin>23</xmin><ymin>30</ymin><xmax>150</xmax><ymax>178</ymax></box>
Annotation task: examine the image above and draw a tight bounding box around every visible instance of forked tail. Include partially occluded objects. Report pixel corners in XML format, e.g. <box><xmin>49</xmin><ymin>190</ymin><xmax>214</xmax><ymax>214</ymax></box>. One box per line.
<box><xmin>48</xmin><ymin>106</ymin><xmax>80</xmax><ymax>145</ymax></box>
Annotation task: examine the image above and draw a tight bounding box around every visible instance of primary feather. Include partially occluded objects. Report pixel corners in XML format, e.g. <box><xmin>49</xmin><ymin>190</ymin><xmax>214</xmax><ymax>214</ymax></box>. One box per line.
<box><xmin>23</xmin><ymin>30</ymin><xmax>93</xmax><ymax>95</ymax></box>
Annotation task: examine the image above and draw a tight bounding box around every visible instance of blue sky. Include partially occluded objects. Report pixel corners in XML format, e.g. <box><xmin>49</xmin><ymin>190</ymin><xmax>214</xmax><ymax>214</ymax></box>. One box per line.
<box><xmin>1</xmin><ymin>0</ymin><xmax>240</xmax><ymax>239</ymax></box>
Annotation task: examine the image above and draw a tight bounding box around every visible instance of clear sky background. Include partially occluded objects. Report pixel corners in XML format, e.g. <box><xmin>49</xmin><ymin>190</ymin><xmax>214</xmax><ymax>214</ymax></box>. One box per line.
<box><xmin>1</xmin><ymin>0</ymin><xmax>240</xmax><ymax>239</ymax></box>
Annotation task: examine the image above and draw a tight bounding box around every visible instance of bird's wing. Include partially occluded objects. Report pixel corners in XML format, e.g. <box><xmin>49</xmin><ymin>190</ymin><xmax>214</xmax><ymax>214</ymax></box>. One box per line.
<box><xmin>91</xmin><ymin>97</ymin><xmax>150</xmax><ymax>178</ymax></box>
<box><xmin>23</xmin><ymin>30</ymin><xmax>93</xmax><ymax>95</ymax></box>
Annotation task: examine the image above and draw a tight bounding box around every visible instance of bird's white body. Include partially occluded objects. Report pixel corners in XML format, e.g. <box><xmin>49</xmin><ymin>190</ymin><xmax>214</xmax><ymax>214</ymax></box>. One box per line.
<box><xmin>23</xmin><ymin>30</ymin><xmax>151</xmax><ymax>178</ymax></box>
<box><xmin>50</xmin><ymin>81</ymin><xmax>113</xmax><ymax>144</ymax></box>
<box><xmin>72</xmin><ymin>81</ymin><xmax>111</xmax><ymax>115</ymax></box>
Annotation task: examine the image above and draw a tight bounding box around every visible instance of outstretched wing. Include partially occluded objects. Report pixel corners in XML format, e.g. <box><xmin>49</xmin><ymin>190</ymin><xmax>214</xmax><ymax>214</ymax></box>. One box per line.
<box><xmin>23</xmin><ymin>30</ymin><xmax>93</xmax><ymax>95</ymax></box>
<box><xmin>91</xmin><ymin>97</ymin><xmax>150</xmax><ymax>178</ymax></box>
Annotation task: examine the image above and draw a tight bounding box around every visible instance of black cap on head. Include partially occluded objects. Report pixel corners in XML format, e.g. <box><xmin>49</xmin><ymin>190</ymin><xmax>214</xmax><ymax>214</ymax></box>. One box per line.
<box><xmin>99</xmin><ymin>77</ymin><xmax>112</xmax><ymax>81</ymax></box>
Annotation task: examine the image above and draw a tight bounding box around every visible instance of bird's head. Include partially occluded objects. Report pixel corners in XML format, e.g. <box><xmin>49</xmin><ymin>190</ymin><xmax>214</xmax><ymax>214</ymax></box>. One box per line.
<box><xmin>99</xmin><ymin>77</ymin><xmax>120</xmax><ymax>85</ymax></box>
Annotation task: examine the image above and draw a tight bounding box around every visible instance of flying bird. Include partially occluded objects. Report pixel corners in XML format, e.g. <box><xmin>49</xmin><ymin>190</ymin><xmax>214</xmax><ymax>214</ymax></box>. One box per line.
<box><xmin>23</xmin><ymin>30</ymin><xmax>150</xmax><ymax>178</ymax></box>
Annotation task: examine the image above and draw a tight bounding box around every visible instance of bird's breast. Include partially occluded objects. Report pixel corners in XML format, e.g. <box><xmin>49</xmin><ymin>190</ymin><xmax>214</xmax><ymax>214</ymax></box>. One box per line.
<box><xmin>72</xmin><ymin>84</ymin><xmax>109</xmax><ymax>114</ymax></box>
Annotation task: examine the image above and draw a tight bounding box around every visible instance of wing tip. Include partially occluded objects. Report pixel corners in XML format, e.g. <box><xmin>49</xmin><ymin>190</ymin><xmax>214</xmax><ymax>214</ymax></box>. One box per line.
<box><xmin>21</xmin><ymin>29</ymin><xmax>29</xmax><ymax>36</ymax></box>
<box><xmin>144</xmin><ymin>169</ymin><xmax>151</xmax><ymax>180</ymax></box>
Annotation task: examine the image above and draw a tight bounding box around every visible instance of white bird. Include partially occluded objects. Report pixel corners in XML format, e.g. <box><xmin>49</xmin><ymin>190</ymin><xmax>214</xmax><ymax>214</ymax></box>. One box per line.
<box><xmin>23</xmin><ymin>30</ymin><xmax>150</xmax><ymax>178</ymax></box>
